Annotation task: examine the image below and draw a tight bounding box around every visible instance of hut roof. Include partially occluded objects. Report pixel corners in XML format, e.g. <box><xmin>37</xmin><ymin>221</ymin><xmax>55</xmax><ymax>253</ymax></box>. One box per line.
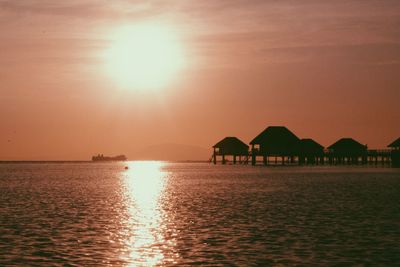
<box><xmin>250</xmin><ymin>126</ymin><xmax>300</xmax><ymax>145</ymax></box>
<box><xmin>297</xmin><ymin>138</ymin><xmax>324</xmax><ymax>153</ymax></box>
<box><xmin>388</xmin><ymin>137</ymin><xmax>400</xmax><ymax>148</ymax></box>
<box><xmin>328</xmin><ymin>138</ymin><xmax>366</xmax><ymax>151</ymax></box>
<box><xmin>213</xmin><ymin>137</ymin><xmax>249</xmax><ymax>149</ymax></box>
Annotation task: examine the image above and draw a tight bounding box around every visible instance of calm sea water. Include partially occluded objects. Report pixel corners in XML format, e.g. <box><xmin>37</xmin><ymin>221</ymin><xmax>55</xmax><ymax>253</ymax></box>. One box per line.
<box><xmin>0</xmin><ymin>162</ymin><xmax>399</xmax><ymax>266</ymax></box>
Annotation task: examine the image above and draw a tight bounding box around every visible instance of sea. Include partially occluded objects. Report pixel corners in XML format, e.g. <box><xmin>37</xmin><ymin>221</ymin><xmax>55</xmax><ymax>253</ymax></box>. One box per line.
<box><xmin>0</xmin><ymin>162</ymin><xmax>399</xmax><ymax>266</ymax></box>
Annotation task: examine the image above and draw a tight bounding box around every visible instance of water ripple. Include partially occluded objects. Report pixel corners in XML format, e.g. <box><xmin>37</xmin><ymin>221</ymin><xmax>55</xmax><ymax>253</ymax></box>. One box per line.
<box><xmin>0</xmin><ymin>163</ymin><xmax>399</xmax><ymax>265</ymax></box>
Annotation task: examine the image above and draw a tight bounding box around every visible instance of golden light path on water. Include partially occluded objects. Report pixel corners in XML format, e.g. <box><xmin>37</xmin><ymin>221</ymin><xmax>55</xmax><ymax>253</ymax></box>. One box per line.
<box><xmin>120</xmin><ymin>161</ymin><xmax>177</xmax><ymax>266</ymax></box>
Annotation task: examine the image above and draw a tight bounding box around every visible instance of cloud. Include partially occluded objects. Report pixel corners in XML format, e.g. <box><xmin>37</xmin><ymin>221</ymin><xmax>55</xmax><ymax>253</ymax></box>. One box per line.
<box><xmin>1</xmin><ymin>0</ymin><xmax>400</xmax><ymax>67</ymax></box>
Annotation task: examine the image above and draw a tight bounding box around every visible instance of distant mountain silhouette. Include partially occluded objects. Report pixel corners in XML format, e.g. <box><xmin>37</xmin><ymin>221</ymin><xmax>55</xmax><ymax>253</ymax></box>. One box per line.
<box><xmin>131</xmin><ymin>143</ymin><xmax>210</xmax><ymax>161</ymax></box>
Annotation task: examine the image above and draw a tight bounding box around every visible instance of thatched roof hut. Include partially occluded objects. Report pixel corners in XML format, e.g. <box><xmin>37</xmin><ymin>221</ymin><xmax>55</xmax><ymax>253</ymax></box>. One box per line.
<box><xmin>250</xmin><ymin>126</ymin><xmax>300</xmax><ymax>155</ymax></box>
<box><xmin>388</xmin><ymin>137</ymin><xmax>400</xmax><ymax>149</ymax></box>
<box><xmin>213</xmin><ymin>137</ymin><xmax>249</xmax><ymax>155</ymax></box>
<box><xmin>328</xmin><ymin>138</ymin><xmax>367</xmax><ymax>155</ymax></box>
<box><xmin>297</xmin><ymin>138</ymin><xmax>324</xmax><ymax>155</ymax></box>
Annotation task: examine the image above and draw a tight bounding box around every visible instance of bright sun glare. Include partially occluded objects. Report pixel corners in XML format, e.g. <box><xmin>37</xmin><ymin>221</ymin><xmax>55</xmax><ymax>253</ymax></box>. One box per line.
<box><xmin>122</xmin><ymin>161</ymin><xmax>170</xmax><ymax>265</ymax></box>
<box><xmin>104</xmin><ymin>23</ymin><xmax>185</xmax><ymax>90</ymax></box>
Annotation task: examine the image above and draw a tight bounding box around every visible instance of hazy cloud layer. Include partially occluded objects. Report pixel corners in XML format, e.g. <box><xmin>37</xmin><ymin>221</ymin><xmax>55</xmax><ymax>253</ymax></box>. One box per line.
<box><xmin>1</xmin><ymin>0</ymin><xmax>399</xmax><ymax>159</ymax></box>
<box><xmin>1</xmin><ymin>0</ymin><xmax>400</xmax><ymax>65</ymax></box>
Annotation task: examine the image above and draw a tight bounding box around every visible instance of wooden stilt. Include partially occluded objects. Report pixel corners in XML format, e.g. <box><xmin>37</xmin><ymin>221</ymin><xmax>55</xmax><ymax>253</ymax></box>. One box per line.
<box><xmin>213</xmin><ymin>148</ymin><xmax>217</xmax><ymax>165</ymax></box>
<box><xmin>251</xmin><ymin>145</ymin><xmax>256</xmax><ymax>165</ymax></box>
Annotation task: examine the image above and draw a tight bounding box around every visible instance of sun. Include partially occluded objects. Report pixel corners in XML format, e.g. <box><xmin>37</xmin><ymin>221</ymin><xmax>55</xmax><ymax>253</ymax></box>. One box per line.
<box><xmin>104</xmin><ymin>22</ymin><xmax>186</xmax><ymax>90</ymax></box>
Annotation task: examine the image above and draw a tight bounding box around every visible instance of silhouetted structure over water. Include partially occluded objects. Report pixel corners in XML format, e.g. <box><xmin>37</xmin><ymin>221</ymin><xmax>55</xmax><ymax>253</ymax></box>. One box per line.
<box><xmin>327</xmin><ymin>138</ymin><xmax>367</xmax><ymax>165</ymax></box>
<box><xmin>297</xmin><ymin>138</ymin><xmax>324</xmax><ymax>165</ymax></box>
<box><xmin>212</xmin><ymin>137</ymin><xmax>249</xmax><ymax>164</ymax></box>
<box><xmin>211</xmin><ymin>125</ymin><xmax>397</xmax><ymax>167</ymax></box>
<box><xmin>388</xmin><ymin>137</ymin><xmax>400</xmax><ymax>167</ymax></box>
<box><xmin>388</xmin><ymin>138</ymin><xmax>400</xmax><ymax>150</ymax></box>
<box><xmin>250</xmin><ymin>126</ymin><xmax>300</xmax><ymax>165</ymax></box>
<box><xmin>328</xmin><ymin>138</ymin><xmax>367</xmax><ymax>154</ymax></box>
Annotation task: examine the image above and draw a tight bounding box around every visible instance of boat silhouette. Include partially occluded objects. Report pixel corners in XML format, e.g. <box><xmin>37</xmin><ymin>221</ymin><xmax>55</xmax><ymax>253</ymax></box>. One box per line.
<box><xmin>92</xmin><ymin>154</ymin><xmax>127</xmax><ymax>161</ymax></box>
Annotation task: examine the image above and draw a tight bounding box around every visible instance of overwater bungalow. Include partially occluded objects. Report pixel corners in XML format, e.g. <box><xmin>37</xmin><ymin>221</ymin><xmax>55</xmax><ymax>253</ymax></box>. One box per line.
<box><xmin>212</xmin><ymin>137</ymin><xmax>249</xmax><ymax>164</ymax></box>
<box><xmin>250</xmin><ymin>126</ymin><xmax>300</xmax><ymax>165</ymax></box>
<box><xmin>388</xmin><ymin>137</ymin><xmax>400</xmax><ymax>167</ymax></box>
<box><xmin>297</xmin><ymin>138</ymin><xmax>325</xmax><ymax>165</ymax></box>
<box><xmin>327</xmin><ymin>138</ymin><xmax>367</xmax><ymax>164</ymax></box>
<box><xmin>388</xmin><ymin>137</ymin><xmax>400</xmax><ymax>150</ymax></box>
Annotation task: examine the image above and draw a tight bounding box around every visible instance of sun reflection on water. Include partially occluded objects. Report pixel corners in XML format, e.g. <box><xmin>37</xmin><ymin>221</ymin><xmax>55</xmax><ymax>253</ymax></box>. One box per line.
<box><xmin>120</xmin><ymin>161</ymin><xmax>174</xmax><ymax>266</ymax></box>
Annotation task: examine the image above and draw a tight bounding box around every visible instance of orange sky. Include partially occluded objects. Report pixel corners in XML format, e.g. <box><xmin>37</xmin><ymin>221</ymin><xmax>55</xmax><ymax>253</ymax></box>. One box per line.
<box><xmin>1</xmin><ymin>1</ymin><xmax>399</xmax><ymax>160</ymax></box>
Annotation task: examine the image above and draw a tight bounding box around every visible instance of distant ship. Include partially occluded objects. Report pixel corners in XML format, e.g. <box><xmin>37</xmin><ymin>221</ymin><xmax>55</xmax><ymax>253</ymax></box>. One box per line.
<box><xmin>92</xmin><ymin>154</ymin><xmax>127</xmax><ymax>161</ymax></box>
